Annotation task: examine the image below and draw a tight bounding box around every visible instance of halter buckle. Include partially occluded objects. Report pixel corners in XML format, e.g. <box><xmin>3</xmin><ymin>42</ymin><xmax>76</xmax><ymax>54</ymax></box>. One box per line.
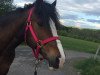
<box><xmin>37</xmin><ymin>40</ymin><xmax>43</xmax><ymax>48</ymax></box>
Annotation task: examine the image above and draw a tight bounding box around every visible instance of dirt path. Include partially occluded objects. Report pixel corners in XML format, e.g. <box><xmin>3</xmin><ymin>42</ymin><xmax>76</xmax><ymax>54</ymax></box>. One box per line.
<box><xmin>7</xmin><ymin>46</ymin><xmax>98</xmax><ymax>75</ymax></box>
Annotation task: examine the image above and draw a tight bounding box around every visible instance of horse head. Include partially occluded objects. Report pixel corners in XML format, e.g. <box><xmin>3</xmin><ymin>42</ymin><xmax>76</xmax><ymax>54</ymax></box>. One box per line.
<box><xmin>25</xmin><ymin>0</ymin><xmax>65</xmax><ymax>70</ymax></box>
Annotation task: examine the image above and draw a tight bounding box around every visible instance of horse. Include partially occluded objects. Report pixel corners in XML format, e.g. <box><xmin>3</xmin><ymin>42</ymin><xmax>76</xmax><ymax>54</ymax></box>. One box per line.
<box><xmin>0</xmin><ymin>0</ymin><xmax>65</xmax><ymax>75</ymax></box>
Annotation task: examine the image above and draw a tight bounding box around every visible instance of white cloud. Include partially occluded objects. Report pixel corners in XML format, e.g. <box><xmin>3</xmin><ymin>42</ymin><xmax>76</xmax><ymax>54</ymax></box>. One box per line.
<box><xmin>94</xmin><ymin>24</ymin><xmax>100</xmax><ymax>29</ymax></box>
<box><xmin>56</xmin><ymin>0</ymin><xmax>100</xmax><ymax>17</ymax></box>
<box><xmin>13</xmin><ymin>0</ymin><xmax>33</xmax><ymax>7</ymax></box>
<box><xmin>60</xmin><ymin>19</ymin><xmax>65</xmax><ymax>25</ymax></box>
<box><xmin>75</xmin><ymin>22</ymin><xmax>81</xmax><ymax>28</ymax></box>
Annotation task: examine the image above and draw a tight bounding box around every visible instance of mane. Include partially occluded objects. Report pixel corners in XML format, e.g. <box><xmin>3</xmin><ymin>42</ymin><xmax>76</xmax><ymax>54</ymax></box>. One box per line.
<box><xmin>34</xmin><ymin>1</ymin><xmax>60</xmax><ymax>29</ymax></box>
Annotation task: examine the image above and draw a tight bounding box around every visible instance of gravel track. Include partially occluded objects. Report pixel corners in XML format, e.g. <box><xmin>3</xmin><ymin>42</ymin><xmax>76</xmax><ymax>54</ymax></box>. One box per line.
<box><xmin>7</xmin><ymin>46</ymin><xmax>99</xmax><ymax>75</ymax></box>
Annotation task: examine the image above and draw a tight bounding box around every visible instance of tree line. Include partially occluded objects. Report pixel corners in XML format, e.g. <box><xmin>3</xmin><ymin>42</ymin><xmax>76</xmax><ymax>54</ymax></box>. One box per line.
<box><xmin>0</xmin><ymin>0</ymin><xmax>15</xmax><ymax>15</ymax></box>
<box><xmin>58</xmin><ymin>26</ymin><xmax>100</xmax><ymax>43</ymax></box>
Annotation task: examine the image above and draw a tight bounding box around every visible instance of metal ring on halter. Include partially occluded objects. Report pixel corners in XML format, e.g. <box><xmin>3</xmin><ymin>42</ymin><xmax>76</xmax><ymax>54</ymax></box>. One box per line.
<box><xmin>27</xmin><ymin>21</ymin><xmax>32</xmax><ymax>26</ymax></box>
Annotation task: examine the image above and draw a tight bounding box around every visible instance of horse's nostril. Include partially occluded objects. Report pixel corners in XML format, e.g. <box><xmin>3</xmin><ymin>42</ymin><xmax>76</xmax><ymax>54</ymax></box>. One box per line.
<box><xmin>52</xmin><ymin>57</ymin><xmax>59</xmax><ymax>69</ymax></box>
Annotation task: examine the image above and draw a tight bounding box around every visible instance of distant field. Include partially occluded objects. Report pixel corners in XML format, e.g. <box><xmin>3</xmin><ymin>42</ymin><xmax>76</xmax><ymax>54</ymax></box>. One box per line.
<box><xmin>60</xmin><ymin>36</ymin><xmax>100</xmax><ymax>54</ymax></box>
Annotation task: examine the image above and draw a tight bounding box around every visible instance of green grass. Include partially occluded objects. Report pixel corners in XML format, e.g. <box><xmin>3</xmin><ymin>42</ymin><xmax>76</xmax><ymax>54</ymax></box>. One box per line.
<box><xmin>60</xmin><ymin>36</ymin><xmax>100</xmax><ymax>54</ymax></box>
<box><xmin>75</xmin><ymin>58</ymin><xmax>100</xmax><ymax>75</ymax></box>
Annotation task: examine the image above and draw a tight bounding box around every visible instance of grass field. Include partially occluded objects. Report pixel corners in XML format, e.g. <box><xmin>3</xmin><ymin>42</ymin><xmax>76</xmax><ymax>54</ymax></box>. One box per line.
<box><xmin>60</xmin><ymin>36</ymin><xmax>100</xmax><ymax>54</ymax></box>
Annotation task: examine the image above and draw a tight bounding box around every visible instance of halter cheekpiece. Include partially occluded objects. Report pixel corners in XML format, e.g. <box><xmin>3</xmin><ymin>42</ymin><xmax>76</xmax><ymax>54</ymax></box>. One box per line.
<box><xmin>25</xmin><ymin>7</ymin><xmax>59</xmax><ymax>60</ymax></box>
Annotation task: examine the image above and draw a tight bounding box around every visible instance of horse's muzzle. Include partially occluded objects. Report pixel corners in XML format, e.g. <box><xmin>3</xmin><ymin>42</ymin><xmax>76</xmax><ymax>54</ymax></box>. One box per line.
<box><xmin>48</xmin><ymin>57</ymin><xmax>60</xmax><ymax>70</ymax></box>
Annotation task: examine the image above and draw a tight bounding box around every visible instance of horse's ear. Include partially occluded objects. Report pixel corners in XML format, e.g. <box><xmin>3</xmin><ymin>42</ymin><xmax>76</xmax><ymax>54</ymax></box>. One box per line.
<box><xmin>36</xmin><ymin>0</ymin><xmax>43</xmax><ymax>4</ymax></box>
<box><xmin>52</xmin><ymin>0</ymin><xmax>57</xmax><ymax>7</ymax></box>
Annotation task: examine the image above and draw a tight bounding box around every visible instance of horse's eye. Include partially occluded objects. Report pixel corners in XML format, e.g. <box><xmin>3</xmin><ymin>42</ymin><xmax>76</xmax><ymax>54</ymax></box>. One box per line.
<box><xmin>37</xmin><ymin>20</ymin><xmax>43</xmax><ymax>26</ymax></box>
<box><xmin>37</xmin><ymin>22</ymin><xmax>41</xmax><ymax>26</ymax></box>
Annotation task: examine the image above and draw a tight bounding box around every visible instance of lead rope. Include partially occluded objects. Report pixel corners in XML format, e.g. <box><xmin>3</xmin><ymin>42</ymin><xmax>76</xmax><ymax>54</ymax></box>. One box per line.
<box><xmin>34</xmin><ymin>59</ymin><xmax>40</xmax><ymax>75</ymax></box>
<box><xmin>34</xmin><ymin>47</ymin><xmax>46</xmax><ymax>75</ymax></box>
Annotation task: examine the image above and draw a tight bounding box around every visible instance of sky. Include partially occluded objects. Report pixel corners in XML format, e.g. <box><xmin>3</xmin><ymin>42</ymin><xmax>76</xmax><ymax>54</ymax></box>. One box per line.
<box><xmin>13</xmin><ymin>0</ymin><xmax>100</xmax><ymax>30</ymax></box>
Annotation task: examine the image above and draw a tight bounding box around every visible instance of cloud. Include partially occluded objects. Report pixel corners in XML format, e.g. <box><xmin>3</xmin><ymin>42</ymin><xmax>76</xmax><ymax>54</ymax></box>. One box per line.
<box><xmin>13</xmin><ymin>0</ymin><xmax>33</xmax><ymax>7</ymax></box>
<box><xmin>95</xmin><ymin>24</ymin><xmax>100</xmax><ymax>29</ymax></box>
<box><xmin>60</xmin><ymin>19</ymin><xmax>97</xmax><ymax>29</ymax></box>
<box><xmin>23</xmin><ymin>0</ymin><xmax>32</xmax><ymax>1</ymax></box>
<box><xmin>75</xmin><ymin>21</ymin><xmax>95</xmax><ymax>29</ymax></box>
<box><xmin>61</xmin><ymin>14</ymin><xmax>78</xmax><ymax>20</ymax></box>
<box><xmin>87</xmin><ymin>19</ymin><xmax>100</xmax><ymax>23</ymax></box>
<box><xmin>56</xmin><ymin>0</ymin><xmax>100</xmax><ymax>29</ymax></box>
<box><xmin>56</xmin><ymin>0</ymin><xmax>100</xmax><ymax>16</ymax></box>
<box><xmin>73</xmin><ymin>0</ymin><xmax>95</xmax><ymax>4</ymax></box>
<box><xmin>60</xmin><ymin>19</ymin><xmax>76</xmax><ymax>27</ymax></box>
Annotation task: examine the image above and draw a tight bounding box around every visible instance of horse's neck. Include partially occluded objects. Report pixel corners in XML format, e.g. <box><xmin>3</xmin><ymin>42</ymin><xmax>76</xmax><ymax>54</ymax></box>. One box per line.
<box><xmin>0</xmin><ymin>11</ymin><xmax>27</xmax><ymax>50</ymax></box>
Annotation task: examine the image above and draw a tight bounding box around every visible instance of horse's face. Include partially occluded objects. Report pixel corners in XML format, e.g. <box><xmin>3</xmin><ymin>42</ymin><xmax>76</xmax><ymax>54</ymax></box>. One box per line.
<box><xmin>26</xmin><ymin>0</ymin><xmax>65</xmax><ymax>70</ymax></box>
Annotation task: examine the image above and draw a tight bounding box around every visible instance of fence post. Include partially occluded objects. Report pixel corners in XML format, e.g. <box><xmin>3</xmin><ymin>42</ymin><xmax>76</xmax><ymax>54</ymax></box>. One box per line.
<box><xmin>94</xmin><ymin>45</ymin><xmax>100</xmax><ymax>60</ymax></box>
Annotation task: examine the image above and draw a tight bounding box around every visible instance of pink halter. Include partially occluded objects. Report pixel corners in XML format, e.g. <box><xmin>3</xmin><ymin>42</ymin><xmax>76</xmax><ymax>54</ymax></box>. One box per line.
<box><xmin>25</xmin><ymin>7</ymin><xmax>59</xmax><ymax>60</ymax></box>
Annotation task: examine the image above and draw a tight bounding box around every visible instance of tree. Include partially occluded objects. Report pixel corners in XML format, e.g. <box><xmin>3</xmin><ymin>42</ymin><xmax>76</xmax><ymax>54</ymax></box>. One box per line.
<box><xmin>0</xmin><ymin>0</ymin><xmax>15</xmax><ymax>15</ymax></box>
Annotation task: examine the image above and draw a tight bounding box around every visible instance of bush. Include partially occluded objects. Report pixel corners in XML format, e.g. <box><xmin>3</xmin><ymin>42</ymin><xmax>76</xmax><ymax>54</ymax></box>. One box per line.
<box><xmin>75</xmin><ymin>58</ymin><xmax>100</xmax><ymax>75</ymax></box>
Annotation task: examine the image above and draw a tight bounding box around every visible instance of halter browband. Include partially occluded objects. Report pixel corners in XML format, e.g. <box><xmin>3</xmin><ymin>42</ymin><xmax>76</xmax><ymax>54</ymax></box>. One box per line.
<box><xmin>25</xmin><ymin>7</ymin><xmax>59</xmax><ymax>60</ymax></box>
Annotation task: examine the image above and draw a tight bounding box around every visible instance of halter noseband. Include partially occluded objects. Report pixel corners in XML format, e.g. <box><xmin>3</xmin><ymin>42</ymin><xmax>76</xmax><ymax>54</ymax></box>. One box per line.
<box><xmin>25</xmin><ymin>7</ymin><xmax>59</xmax><ymax>60</ymax></box>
